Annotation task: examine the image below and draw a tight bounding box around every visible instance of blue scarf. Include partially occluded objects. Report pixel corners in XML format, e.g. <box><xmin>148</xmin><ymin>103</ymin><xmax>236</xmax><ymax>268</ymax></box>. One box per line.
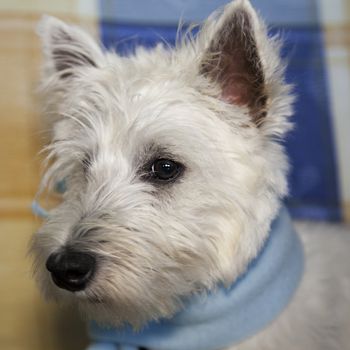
<box><xmin>84</xmin><ymin>206</ymin><xmax>304</xmax><ymax>350</ymax></box>
<box><xmin>32</xmin><ymin>200</ymin><xmax>303</xmax><ymax>350</ymax></box>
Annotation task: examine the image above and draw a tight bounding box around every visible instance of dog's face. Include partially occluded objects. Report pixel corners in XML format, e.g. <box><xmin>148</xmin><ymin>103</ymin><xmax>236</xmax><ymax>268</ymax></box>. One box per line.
<box><xmin>31</xmin><ymin>0</ymin><xmax>293</xmax><ymax>327</ymax></box>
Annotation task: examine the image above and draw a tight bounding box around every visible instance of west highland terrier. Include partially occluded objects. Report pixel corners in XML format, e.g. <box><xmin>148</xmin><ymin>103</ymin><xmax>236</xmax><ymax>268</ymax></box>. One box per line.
<box><xmin>30</xmin><ymin>0</ymin><xmax>350</xmax><ymax>349</ymax></box>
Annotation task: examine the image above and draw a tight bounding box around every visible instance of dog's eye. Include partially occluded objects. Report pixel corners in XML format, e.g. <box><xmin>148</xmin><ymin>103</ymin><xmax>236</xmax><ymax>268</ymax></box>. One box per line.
<box><xmin>151</xmin><ymin>159</ymin><xmax>182</xmax><ymax>181</ymax></box>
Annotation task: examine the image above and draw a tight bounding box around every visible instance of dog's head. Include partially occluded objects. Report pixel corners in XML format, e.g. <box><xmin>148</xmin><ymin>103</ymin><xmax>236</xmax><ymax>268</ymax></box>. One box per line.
<box><xmin>31</xmin><ymin>0</ymin><xmax>293</xmax><ymax>327</ymax></box>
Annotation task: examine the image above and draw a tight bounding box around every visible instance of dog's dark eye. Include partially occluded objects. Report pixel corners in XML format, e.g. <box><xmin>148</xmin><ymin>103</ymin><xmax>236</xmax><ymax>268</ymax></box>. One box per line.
<box><xmin>151</xmin><ymin>159</ymin><xmax>182</xmax><ymax>181</ymax></box>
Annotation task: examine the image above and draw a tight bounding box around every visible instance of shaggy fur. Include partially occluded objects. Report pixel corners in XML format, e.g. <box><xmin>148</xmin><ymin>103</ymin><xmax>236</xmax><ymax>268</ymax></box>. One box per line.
<box><xmin>30</xmin><ymin>0</ymin><xmax>350</xmax><ymax>348</ymax></box>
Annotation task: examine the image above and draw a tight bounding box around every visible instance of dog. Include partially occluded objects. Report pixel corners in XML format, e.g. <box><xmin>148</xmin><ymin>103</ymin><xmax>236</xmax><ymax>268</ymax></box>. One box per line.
<box><xmin>30</xmin><ymin>0</ymin><xmax>350</xmax><ymax>349</ymax></box>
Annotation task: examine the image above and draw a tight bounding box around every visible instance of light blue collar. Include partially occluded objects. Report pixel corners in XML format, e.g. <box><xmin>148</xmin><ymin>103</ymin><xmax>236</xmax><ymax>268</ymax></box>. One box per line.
<box><xmin>32</xmin><ymin>197</ymin><xmax>303</xmax><ymax>350</ymax></box>
<box><xmin>86</xmin><ymin>206</ymin><xmax>304</xmax><ymax>350</ymax></box>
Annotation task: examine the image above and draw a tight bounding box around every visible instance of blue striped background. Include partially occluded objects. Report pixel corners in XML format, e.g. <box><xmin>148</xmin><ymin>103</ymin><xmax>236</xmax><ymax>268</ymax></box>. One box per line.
<box><xmin>98</xmin><ymin>0</ymin><xmax>341</xmax><ymax>221</ymax></box>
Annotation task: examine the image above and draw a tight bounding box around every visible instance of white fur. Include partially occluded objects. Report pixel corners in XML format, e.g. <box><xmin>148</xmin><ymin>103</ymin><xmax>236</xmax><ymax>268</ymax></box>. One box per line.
<box><xmin>31</xmin><ymin>0</ymin><xmax>350</xmax><ymax>348</ymax></box>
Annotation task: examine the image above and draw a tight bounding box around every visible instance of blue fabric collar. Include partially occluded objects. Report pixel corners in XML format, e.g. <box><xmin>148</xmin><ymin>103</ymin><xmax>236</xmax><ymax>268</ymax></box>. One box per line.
<box><xmin>87</xmin><ymin>206</ymin><xmax>304</xmax><ymax>350</ymax></box>
<box><xmin>32</xmin><ymin>199</ymin><xmax>303</xmax><ymax>350</ymax></box>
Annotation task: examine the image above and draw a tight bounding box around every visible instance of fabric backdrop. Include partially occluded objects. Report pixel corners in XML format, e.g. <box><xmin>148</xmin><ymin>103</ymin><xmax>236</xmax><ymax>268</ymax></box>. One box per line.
<box><xmin>98</xmin><ymin>0</ymin><xmax>350</xmax><ymax>222</ymax></box>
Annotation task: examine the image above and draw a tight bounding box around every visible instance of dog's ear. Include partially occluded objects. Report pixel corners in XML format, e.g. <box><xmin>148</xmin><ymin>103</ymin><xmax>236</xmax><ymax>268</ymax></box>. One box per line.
<box><xmin>37</xmin><ymin>16</ymin><xmax>104</xmax><ymax>79</ymax></box>
<box><xmin>199</xmin><ymin>0</ymin><xmax>269</xmax><ymax>126</ymax></box>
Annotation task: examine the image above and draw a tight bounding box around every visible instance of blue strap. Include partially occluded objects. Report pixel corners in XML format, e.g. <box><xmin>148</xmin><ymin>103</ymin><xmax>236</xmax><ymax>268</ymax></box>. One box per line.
<box><xmin>31</xmin><ymin>200</ymin><xmax>49</xmax><ymax>218</ymax></box>
<box><xmin>31</xmin><ymin>179</ymin><xmax>66</xmax><ymax>219</ymax></box>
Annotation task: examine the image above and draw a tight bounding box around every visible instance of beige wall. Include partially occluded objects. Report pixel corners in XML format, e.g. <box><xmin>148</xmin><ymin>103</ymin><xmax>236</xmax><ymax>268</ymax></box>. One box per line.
<box><xmin>0</xmin><ymin>12</ymin><xmax>94</xmax><ymax>350</ymax></box>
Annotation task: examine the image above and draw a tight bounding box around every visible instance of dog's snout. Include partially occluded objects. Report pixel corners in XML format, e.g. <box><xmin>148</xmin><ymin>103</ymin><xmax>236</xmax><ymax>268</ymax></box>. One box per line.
<box><xmin>46</xmin><ymin>251</ymin><xmax>96</xmax><ymax>292</ymax></box>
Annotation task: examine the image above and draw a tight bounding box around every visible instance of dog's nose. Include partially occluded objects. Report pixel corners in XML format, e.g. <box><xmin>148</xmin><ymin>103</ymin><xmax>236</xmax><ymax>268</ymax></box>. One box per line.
<box><xmin>46</xmin><ymin>251</ymin><xmax>96</xmax><ymax>292</ymax></box>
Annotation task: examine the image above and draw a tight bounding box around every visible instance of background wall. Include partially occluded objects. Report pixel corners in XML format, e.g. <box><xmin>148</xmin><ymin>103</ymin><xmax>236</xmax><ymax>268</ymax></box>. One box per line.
<box><xmin>0</xmin><ymin>1</ymin><xmax>349</xmax><ymax>350</ymax></box>
<box><xmin>0</xmin><ymin>2</ymin><xmax>96</xmax><ymax>349</ymax></box>
<box><xmin>99</xmin><ymin>0</ymin><xmax>350</xmax><ymax>222</ymax></box>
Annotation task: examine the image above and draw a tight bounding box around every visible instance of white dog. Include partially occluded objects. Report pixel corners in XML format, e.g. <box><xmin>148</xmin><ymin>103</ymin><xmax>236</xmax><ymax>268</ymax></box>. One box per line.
<box><xmin>30</xmin><ymin>0</ymin><xmax>350</xmax><ymax>349</ymax></box>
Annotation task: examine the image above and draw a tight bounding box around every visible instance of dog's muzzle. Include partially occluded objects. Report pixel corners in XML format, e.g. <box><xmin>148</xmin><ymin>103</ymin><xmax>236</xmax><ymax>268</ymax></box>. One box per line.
<box><xmin>46</xmin><ymin>250</ymin><xmax>96</xmax><ymax>292</ymax></box>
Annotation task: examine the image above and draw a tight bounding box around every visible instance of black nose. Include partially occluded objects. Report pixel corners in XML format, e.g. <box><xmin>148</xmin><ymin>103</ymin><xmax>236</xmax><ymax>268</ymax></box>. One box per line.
<box><xmin>46</xmin><ymin>251</ymin><xmax>96</xmax><ymax>292</ymax></box>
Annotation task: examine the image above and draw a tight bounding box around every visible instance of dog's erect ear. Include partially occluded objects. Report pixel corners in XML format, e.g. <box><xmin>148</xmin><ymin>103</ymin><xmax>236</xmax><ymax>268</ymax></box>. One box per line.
<box><xmin>200</xmin><ymin>0</ymin><xmax>268</xmax><ymax>126</ymax></box>
<box><xmin>38</xmin><ymin>16</ymin><xmax>104</xmax><ymax>79</ymax></box>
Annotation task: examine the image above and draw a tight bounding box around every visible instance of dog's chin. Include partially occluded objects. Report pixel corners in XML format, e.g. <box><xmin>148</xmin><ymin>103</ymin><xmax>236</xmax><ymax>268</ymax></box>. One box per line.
<box><xmin>76</xmin><ymin>299</ymin><xmax>141</xmax><ymax>329</ymax></box>
<box><xmin>72</xmin><ymin>288</ymin><xmax>181</xmax><ymax>329</ymax></box>
<box><xmin>44</xmin><ymin>287</ymin><xmax>124</xmax><ymax>326</ymax></box>
<box><xmin>39</xmin><ymin>269</ymin><xmax>184</xmax><ymax>327</ymax></box>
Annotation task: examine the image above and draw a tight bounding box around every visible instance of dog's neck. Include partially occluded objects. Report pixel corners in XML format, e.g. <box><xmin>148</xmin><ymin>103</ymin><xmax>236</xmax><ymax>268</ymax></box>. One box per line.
<box><xmin>88</xmin><ymin>206</ymin><xmax>304</xmax><ymax>350</ymax></box>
